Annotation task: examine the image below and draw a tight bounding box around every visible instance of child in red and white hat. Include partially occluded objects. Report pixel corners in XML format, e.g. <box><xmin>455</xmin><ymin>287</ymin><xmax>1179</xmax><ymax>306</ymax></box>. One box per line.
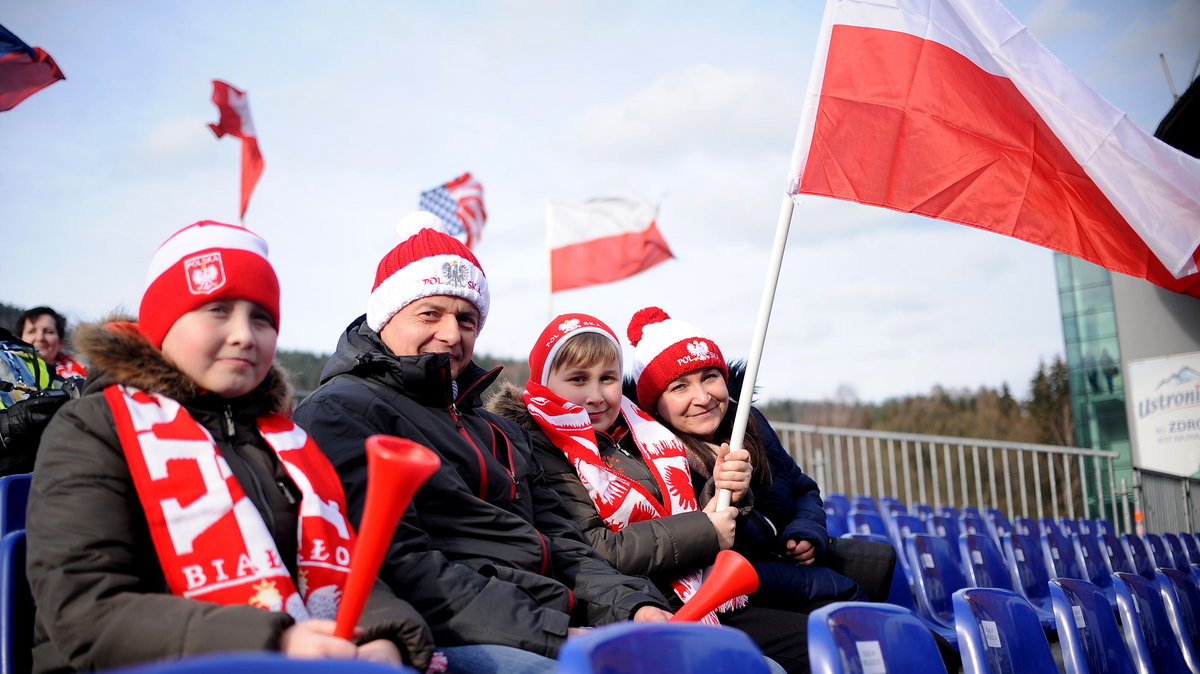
<box><xmin>26</xmin><ymin>221</ymin><xmax>434</xmax><ymax>672</ymax></box>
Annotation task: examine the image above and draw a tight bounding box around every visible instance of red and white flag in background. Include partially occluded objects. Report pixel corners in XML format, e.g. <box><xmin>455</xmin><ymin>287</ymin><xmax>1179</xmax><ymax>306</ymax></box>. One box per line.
<box><xmin>546</xmin><ymin>192</ymin><xmax>674</xmax><ymax>293</ymax></box>
<box><xmin>208</xmin><ymin>80</ymin><xmax>264</xmax><ymax>220</ymax></box>
<box><xmin>789</xmin><ymin>0</ymin><xmax>1200</xmax><ymax>298</ymax></box>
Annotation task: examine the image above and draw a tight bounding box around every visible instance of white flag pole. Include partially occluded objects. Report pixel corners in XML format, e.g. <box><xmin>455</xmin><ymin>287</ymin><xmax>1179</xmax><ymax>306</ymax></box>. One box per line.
<box><xmin>545</xmin><ymin>202</ymin><xmax>554</xmax><ymax>321</ymax></box>
<box><xmin>716</xmin><ymin>194</ymin><xmax>796</xmax><ymax>510</ymax></box>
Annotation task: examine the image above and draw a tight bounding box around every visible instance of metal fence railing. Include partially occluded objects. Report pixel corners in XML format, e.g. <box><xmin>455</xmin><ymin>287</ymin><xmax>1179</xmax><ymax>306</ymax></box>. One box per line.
<box><xmin>769</xmin><ymin>422</ymin><xmax>1124</xmax><ymax>528</ymax></box>
<box><xmin>1132</xmin><ymin>468</ymin><xmax>1200</xmax><ymax>534</ymax></box>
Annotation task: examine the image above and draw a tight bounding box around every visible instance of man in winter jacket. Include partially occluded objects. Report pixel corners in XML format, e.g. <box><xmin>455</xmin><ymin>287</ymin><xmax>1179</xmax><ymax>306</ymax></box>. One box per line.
<box><xmin>293</xmin><ymin>212</ymin><xmax>673</xmax><ymax>668</ymax></box>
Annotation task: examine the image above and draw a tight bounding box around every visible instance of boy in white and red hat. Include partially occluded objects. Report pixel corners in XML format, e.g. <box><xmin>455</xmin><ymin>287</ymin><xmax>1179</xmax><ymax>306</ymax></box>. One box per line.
<box><xmin>27</xmin><ymin>221</ymin><xmax>433</xmax><ymax>673</ymax></box>
<box><xmin>293</xmin><ymin>212</ymin><xmax>673</xmax><ymax>674</ymax></box>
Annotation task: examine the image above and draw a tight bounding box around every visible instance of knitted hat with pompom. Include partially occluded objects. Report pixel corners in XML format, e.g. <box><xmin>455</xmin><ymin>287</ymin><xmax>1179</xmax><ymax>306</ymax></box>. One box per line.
<box><xmin>366</xmin><ymin>211</ymin><xmax>489</xmax><ymax>332</ymax></box>
<box><xmin>626</xmin><ymin>306</ymin><xmax>727</xmax><ymax>412</ymax></box>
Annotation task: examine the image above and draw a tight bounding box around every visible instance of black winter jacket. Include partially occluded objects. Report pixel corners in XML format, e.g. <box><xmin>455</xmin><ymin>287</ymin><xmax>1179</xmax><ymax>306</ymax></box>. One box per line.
<box><xmin>26</xmin><ymin>321</ymin><xmax>433</xmax><ymax>673</ymax></box>
<box><xmin>291</xmin><ymin>316</ymin><xmax>668</xmax><ymax>658</ymax></box>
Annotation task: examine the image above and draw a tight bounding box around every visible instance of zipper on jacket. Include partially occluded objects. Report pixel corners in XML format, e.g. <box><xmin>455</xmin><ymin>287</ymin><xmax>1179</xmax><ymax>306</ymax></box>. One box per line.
<box><xmin>222</xmin><ymin>404</ymin><xmax>276</xmax><ymax>531</ymax></box>
<box><xmin>449</xmin><ymin>402</ymin><xmax>490</xmax><ymax>500</ymax></box>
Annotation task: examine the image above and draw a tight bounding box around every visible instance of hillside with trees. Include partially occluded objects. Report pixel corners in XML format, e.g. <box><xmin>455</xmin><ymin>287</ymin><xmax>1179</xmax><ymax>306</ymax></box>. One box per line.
<box><xmin>1</xmin><ymin>301</ymin><xmax>1071</xmax><ymax>446</ymax></box>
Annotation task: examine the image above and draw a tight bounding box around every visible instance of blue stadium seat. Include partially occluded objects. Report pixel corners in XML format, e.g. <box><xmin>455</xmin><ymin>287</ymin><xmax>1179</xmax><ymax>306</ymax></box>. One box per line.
<box><xmin>0</xmin><ymin>474</ymin><xmax>31</xmax><ymax>538</ymax></box>
<box><xmin>1163</xmin><ymin>533</ymin><xmax>1194</xmax><ymax>573</ymax></box>
<box><xmin>1072</xmin><ymin>532</ymin><xmax>1117</xmax><ymax>608</ymax></box>
<box><xmin>844</xmin><ymin>533</ymin><xmax>916</xmax><ymax>611</ymax></box>
<box><xmin>1013</xmin><ymin>517</ymin><xmax>1036</xmax><ymax>537</ymax></box>
<box><xmin>1098</xmin><ymin>531</ymin><xmax>1136</xmax><ymax>575</ymax></box>
<box><xmin>103</xmin><ymin>652</ymin><xmax>415</xmax><ymax>674</ymax></box>
<box><xmin>905</xmin><ymin>533</ymin><xmax>966</xmax><ymax>643</ymax></box>
<box><xmin>952</xmin><ymin>587</ymin><xmax>1056</xmax><ymax>674</ymax></box>
<box><xmin>958</xmin><ymin>513</ymin><xmax>988</xmax><ymax>539</ymax></box>
<box><xmin>879</xmin><ymin>495</ymin><xmax>904</xmax><ymax>514</ymax></box>
<box><xmin>825</xmin><ymin>493</ymin><xmax>850</xmax><ymax>525</ymax></box>
<box><xmin>824</xmin><ymin>505</ymin><xmax>848</xmax><ymax>538</ymax></box>
<box><xmin>1180</xmin><ymin>531</ymin><xmax>1200</xmax><ymax>565</ymax></box>
<box><xmin>557</xmin><ymin>621</ymin><xmax>769</xmax><ymax>674</ymax></box>
<box><xmin>888</xmin><ymin>513</ymin><xmax>925</xmax><ymax>585</ymax></box>
<box><xmin>1000</xmin><ymin>532</ymin><xmax>1056</xmax><ymax>624</ymax></box>
<box><xmin>851</xmin><ymin>495</ymin><xmax>879</xmax><ymax>514</ymax></box>
<box><xmin>1113</xmin><ymin>571</ymin><xmax>1192</xmax><ymax>674</ymax></box>
<box><xmin>960</xmin><ymin>533</ymin><xmax>1055</xmax><ymax>632</ymax></box>
<box><xmin>982</xmin><ymin>508</ymin><xmax>1011</xmax><ymax>546</ymax></box>
<box><xmin>1156</xmin><ymin>567</ymin><xmax>1200</xmax><ymax>672</ymax></box>
<box><xmin>848</xmin><ymin>510</ymin><xmax>889</xmax><ymax>538</ymax></box>
<box><xmin>1095</xmin><ymin>519</ymin><xmax>1116</xmax><ymax>537</ymax></box>
<box><xmin>1049</xmin><ymin>577</ymin><xmax>1137</xmax><ymax>674</ymax></box>
<box><xmin>1041</xmin><ymin>528</ymin><xmax>1086</xmax><ymax>581</ymax></box>
<box><xmin>961</xmin><ymin>505</ymin><xmax>983</xmax><ymax>520</ymax></box>
<box><xmin>808</xmin><ymin>602</ymin><xmax>948</xmax><ymax>674</ymax></box>
<box><xmin>1122</xmin><ymin>533</ymin><xmax>1157</xmax><ymax>580</ymax></box>
<box><xmin>1144</xmin><ymin>533</ymin><xmax>1176</xmax><ymax>570</ymax></box>
<box><xmin>912</xmin><ymin>502</ymin><xmax>935</xmax><ymax>522</ymax></box>
<box><xmin>1059</xmin><ymin>518</ymin><xmax>1080</xmax><ymax>536</ymax></box>
<box><xmin>937</xmin><ymin>505</ymin><xmax>960</xmax><ymax>521</ymax></box>
<box><xmin>927</xmin><ymin>515</ymin><xmax>961</xmax><ymax>550</ymax></box>
<box><xmin>0</xmin><ymin>531</ymin><xmax>31</xmax><ymax>674</ymax></box>
<box><xmin>1076</xmin><ymin>518</ymin><xmax>1095</xmax><ymax>536</ymax></box>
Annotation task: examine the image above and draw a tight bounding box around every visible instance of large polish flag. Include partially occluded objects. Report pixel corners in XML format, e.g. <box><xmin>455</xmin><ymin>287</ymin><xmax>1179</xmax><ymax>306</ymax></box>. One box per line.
<box><xmin>789</xmin><ymin>0</ymin><xmax>1200</xmax><ymax>298</ymax></box>
<box><xmin>208</xmin><ymin>80</ymin><xmax>264</xmax><ymax>220</ymax></box>
<box><xmin>547</xmin><ymin>192</ymin><xmax>674</xmax><ymax>293</ymax></box>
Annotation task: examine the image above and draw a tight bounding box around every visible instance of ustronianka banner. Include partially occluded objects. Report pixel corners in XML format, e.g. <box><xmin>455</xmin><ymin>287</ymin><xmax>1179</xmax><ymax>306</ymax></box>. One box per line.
<box><xmin>1127</xmin><ymin>351</ymin><xmax>1200</xmax><ymax>476</ymax></box>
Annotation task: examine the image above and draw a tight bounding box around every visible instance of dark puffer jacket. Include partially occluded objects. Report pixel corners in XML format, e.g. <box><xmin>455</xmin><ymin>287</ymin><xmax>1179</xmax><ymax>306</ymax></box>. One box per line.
<box><xmin>291</xmin><ymin>316</ymin><xmax>668</xmax><ymax>658</ymax></box>
<box><xmin>27</xmin><ymin>321</ymin><xmax>433</xmax><ymax>673</ymax></box>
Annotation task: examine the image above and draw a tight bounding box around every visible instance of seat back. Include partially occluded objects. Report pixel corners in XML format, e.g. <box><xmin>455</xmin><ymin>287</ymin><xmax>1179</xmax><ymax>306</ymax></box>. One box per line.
<box><xmin>844</xmin><ymin>533</ymin><xmax>916</xmax><ymax>611</ymax></box>
<box><xmin>1113</xmin><ymin>571</ymin><xmax>1191</xmax><ymax>674</ymax></box>
<box><xmin>0</xmin><ymin>531</ymin><xmax>31</xmax><ymax>674</ymax></box>
<box><xmin>1041</xmin><ymin>528</ymin><xmax>1086</xmax><ymax>580</ymax></box>
<box><xmin>911</xmin><ymin>502</ymin><xmax>935</xmax><ymax>522</ymax></box>
<box><xmin>958</xmin><ymin>533</ymin><xmax>1015</xmax><ymax>592</ymax></box>
<box><xmin>851</xmin><ymin>495</ymin><xmax>878</xmax><ymax>513</ymax></box>
<box><xmin>983</xmin><ymin>507</ymin><xmax>1012</xmax><ymax>543</ymax></box>
<box><xmin>927</xmin><ymin>515</ymin><xmax>960</xmax><ymax>548</ymax></box>
<box><xmin>905</xmin><ymin>533</ymin><xmax>968</xmax><ymax>629</ymax></box>
<box><xmin>824</xmin><ymin>493</ymin><xmax>850</xmax><ymax>526</ymax></box>
<box><xmin>557</xmin><ymin>622</ymin><xmax>770</xmax><ymax>674</ymax></box>
<box><xmin>1076</xmin><ymin>518</ymin><xmax>1095</xmax><ymax>536</ymax></box>
<box><xmin>808</xmin><ymin>602</ymin><xmax>948</xmax><ymax>674</ymax></box>
<box><xmin>1095</xmin><ymin>519</ymin><xmax>1116</xmax><ymax>537</ymax></box>
<box><xmin>879</xmin><ymin>495</ymin><xmax>904</xmax><ymax>514</ymax></box>
<box><xmin>848</xmin><ymin>510</ymin><xmax>889</xmax><ymax>538</ymax></box>
<box><xmin>1122</xmin><ymin>533</ymin><xmax>1156</xmax><ymax>580</ymax></box>
<box><xmin>1072</xmin><ymin>533</ymin><xmax>1114</xmax><ymax>592</ymax></box>
<box><xmin>1144</xmin><ymin>533</ymin><xmax>1174</xmax><ymax>569</ymax></box>
<box><xmin>936</xmin><ymin>505</ymin><xmax>959</xmax><ymax>521</ymax></box>
<box><xmin>1002</xmin><ymin>532</ymin><xmax>1053</xmax><ymax>607</ymax></box>
<box><xmin>1059</xmin><ymin>518</ymin><xmax>1080</xmax><ymax>536</ymax></box>
<box><xmin>0</xmin><ymin>475</ymin><xmax>31</xmax><ymax>538</ymax></box>
<box><xmin>961</xmin><ymin>505</ymin><xmax>982</xmax><ymax>520</ymax></box>
<box><xmin>1180</xmin><ymin>531</ymin><xmax>1200</xmax><ymax>565</ymax></box>
<box><xmin>824</xmin><ymin>505</ymin><xmax>848</xmax><ymax>538</ymax></box>
<box><xmin>958</xmin><ymin>513</ymin><xmax>988</xmax><ymax>538</ymax></box>
<box><xmin>1013</xmin><ymin>516</ymin><xmax>1036</xmax><ymax>536</ymax></box>
<box><xmin>952</xmin><ymin>587</ymin><xmax>1055</xmax><ymax>674</ymax></box>
<box><xmin>892</xmin><ymin>513</ymin><xmax>925</xmax><ymax>539</ymax></box>
<box><xmin>1156</xmin><ymin>567</ymin><xmax>1200</xmax><ymax>670</ymax></box>
<box><xmin>1163</xmin><ymin>533</ymin><xmax>1192</xmax><ymax>572</ymax></box>
<box><xmin>1099</xmin><ymin>531</ymin><xmax>1136</xmax><ymax>575</ymax></box>
<box><xmin>1049</xmin><ymin>577</ymin><xmax>1137</xmax><ymax>674</ymax></box>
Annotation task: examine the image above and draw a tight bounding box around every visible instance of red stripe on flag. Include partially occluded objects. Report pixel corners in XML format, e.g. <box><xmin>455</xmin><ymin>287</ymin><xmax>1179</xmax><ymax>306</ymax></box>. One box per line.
<box><xmin>799</xmin><ymin>25</ymin><xmax>1200</xmax><ymax>297</ymax></box>
<box><xmin>0</xmin><ymin>47</ymin><xmax>64</xmax><ymax>111</ymax></box>
<box><xmin>551</xmin><ymin>221</ymin><xmax>673</xmax><ymax>292</ymax></box>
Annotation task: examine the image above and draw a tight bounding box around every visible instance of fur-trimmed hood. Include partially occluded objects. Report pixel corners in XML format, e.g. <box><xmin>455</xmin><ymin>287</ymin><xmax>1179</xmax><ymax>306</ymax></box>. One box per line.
<box><xmin>75</xmin><ymin>316</ymin><xmax>292</xmax><ymax>414</ymax></box>
<box><xmin>486</xmin><ymin>381</ymin><xmax>539</xmax><ymax>432</ymax></box>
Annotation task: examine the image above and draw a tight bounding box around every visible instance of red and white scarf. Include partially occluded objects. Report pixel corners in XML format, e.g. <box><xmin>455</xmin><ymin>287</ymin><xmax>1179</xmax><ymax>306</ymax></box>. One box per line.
<box><xmin>523</xmin><ymin>381</ymin><xmax>746</xmax><ymax>623</ymax></box>
<box><xmin>105</xmin><ymin>384</ymin><xmax>354</xmax><ymax>622</ymax></box>
<box><xmin>53</xmin><ymin>352</ymin><xmax>88</xmax><ymax>380</ymax></box>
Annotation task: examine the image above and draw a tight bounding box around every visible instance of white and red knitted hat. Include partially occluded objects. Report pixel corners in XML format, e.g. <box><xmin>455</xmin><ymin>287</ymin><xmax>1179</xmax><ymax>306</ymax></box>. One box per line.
<box><xmin>528</xmin><ymin>313</ymin><xmax>622</xmax><ymax>386</ymax></box>
<box><xmin>139</xmin><ymin>220</ymin><xmax>280</xmax><ymax>348</ymax></box>
<box><xmin>367</xmin><ymin>211</ymin><xmax>489</xmax><ymax>332</ymax></box>
<box><xmin>627</xmin><ymin>307</ymin><xmax>727</xmax><ymax>411</ymax></box>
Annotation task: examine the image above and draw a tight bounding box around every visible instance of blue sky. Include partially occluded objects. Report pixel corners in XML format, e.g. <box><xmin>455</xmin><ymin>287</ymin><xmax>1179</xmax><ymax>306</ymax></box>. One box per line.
<box><xmin>2</xmin><ymin>0</ymin><xmax>1197</xmax><ymax>402</ymax></box>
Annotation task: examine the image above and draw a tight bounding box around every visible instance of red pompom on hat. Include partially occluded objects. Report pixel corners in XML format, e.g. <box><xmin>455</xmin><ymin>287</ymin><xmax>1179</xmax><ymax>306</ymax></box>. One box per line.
<box><xmin>528</xmin><ymin>313</ymin><xmax>622</xmax><ymax>386</ymax></box>
<box><xmin>367</xmin><ymin>211</ymin><xmax>489</xmax><ymax>332</ymax></box>
<box><xmin>139</xmin><ymin>221</ymin><xmax>280</xmax><ymax>349</ymax></box>
<box><xmin>627</xmin><ymin>306</ymin><xmax>727</xmax><ymax>412</ymax></box>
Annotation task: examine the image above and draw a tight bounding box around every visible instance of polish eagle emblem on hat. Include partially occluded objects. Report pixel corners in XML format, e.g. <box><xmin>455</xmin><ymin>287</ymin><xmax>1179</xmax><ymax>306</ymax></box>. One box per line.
<box><xmin>558</xmin><ymin>318</ymin><xmax>582</xmax><ymax>332</ymax></box>
<box><xmin>687</xmin><ymin>340</ymin><xmax>712</xmax><ymax>358</ymax></box>
<box><xmin>184</xmin><ymin>253</ymin><xmax>226</xmax><ymax>295</ymax></box>
<box><xmin>443</xmin><ymin>260</ymin><xmax>469</xmax><ymax>287</ymax></box>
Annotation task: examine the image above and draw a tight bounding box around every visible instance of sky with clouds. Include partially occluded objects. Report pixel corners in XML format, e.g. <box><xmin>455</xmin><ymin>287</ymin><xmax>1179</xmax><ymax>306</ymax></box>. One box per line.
<box><xmin>2</xmin><ymin>0</ymin><xmax>1197</xmax><ymax>403</ymax></box>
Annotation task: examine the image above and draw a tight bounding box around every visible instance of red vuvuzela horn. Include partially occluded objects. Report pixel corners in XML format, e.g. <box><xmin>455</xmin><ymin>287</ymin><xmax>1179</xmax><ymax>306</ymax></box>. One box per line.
<box><xmin>334</xmin><ymin>435</ymin><xmax>441</xmax><ymax>639</ymax></box>
<box><xmin>669</xmin><ymin>550</ymin><xmax>760</xmax><ymax>622</ymax></box>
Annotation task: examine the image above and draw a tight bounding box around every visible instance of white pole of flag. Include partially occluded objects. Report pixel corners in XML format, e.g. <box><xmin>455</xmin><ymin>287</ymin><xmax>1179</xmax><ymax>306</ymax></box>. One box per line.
<box><xmin>545</xmin><ymin>203</ymin><xmax>554</xmax><ymax>321</ymax></box>
<box><xmin>716</xmin><ymin>194</ymin><xmax>796</xmax><ymax>510</ymax></box>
